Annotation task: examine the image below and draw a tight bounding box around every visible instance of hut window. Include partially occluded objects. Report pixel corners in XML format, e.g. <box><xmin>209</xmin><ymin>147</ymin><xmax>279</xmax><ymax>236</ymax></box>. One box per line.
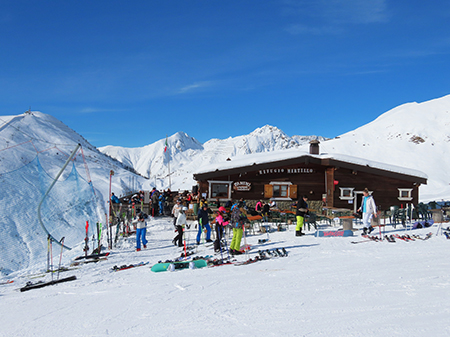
<box><xmin>398</xmin><ymin>188</ymin><xmax>413</xmax><ymax>201</ymax></box>
<box><xmin>264</xmin><ymin>182</ymin><xmax>296</xmax><ymax>199</ymax></box>
<box><xmin>273</xmin><ymin>184</ymin><xmax>288</xmax><ymax>198</ymax></box>
<box><xmin>208</xmin><ymin>180</ymin><xmax>231</xmax><ymax>199</ymax></box>
<box><xmin>339</xmin><ymin>187</ymin><xmax>354</xmax><ymax>200</ymax></box>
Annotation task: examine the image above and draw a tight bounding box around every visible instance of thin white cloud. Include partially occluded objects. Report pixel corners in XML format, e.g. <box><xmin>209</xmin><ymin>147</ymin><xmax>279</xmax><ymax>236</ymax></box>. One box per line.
<box><xmin>283</xmin><ymin>0</ymin><xmax>389</xmax><ymax>35</ymax></box>
<box><xmin>177</xmin><ymin>81</ymin><xmax>214</xmax><ymax>94</ymax></box>
<box><xmin>324</xmin><ymin>0</ymin><xmax>389</xmax><ymax>24</ymax></box>
<box><xmin>79</xmin><ymin>108</ymin><xmax>126</xmax><ymax>114</ymax></box>
<box><xmin>285</xmin><ymin>24</ymin><xmax>342</xmax><ymax>35</ymax></box>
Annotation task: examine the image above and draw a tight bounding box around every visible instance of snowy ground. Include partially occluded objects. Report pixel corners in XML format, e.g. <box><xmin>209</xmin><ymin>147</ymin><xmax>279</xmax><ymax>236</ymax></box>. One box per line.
<box><xmin>1</xmin><ymin>218</ymin><xmax>450</xmax><ymax>337</ymax></box>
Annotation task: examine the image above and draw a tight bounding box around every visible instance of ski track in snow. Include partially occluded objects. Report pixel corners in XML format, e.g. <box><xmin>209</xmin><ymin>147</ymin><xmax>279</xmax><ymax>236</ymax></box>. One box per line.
<box><xmin>1</xmin><ymin>217</ymin><xmax>450</xmax><ymax>336</ymax></box>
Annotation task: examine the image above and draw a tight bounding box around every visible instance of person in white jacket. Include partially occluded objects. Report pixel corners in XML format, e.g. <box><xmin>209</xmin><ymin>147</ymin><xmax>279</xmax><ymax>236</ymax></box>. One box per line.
<box><xmin>173</xmin><ymin>206</ymin><xmax>187</xmax><ymax>247</ymax></box>
<box><xmin>133</xmin><ymin>212</ymin><xmax>148</xmax><ymax>251</ymax></box>
<box><xmin>358</xmin><ymin>188</ymin><xmax>377</xmax><ymax>235</ymax></box>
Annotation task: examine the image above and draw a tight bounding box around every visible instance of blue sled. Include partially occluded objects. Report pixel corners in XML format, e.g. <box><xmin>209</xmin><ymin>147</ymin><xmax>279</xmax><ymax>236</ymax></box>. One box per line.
<box><xmin>316</xmin><ymin>230</ymin><xmax>354</xmax><ymax>237</ymax></box>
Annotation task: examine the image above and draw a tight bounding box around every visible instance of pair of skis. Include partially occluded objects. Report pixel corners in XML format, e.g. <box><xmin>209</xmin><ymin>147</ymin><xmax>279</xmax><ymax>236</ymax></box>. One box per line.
<box><xmin>259</xmin><ymin>248</ymin><xmax>288</xmax><ymax>257</ymax></box>
<box><xmin>111</xmin><ymin>262</ymin><xmax>149</xmax><ymax>272</ymax></box>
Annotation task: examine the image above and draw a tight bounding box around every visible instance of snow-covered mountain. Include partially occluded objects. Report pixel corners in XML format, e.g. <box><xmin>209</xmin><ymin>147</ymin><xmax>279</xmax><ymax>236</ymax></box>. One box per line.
<box><xmin>99</xmin><ymin>95</ymin><xmax>450</xmax><ymax>202</ymax></box>
<box><xmin>99</xmin><ymin>125</ymin><xmax>327</xmax><ymax>191</ymax></box>
<box><xmin>316</xmin><ymin>95</ymin><xmax>450</xmax><ymax>201</ymax></box>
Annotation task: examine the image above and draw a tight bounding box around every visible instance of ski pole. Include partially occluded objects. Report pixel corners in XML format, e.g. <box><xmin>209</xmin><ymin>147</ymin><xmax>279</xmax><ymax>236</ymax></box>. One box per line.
<box><xmin>223</xmin><ymin>228</ymin><xmax>230</xmax><ymax>261</ymax></box>
<box><xmin>84</xmin><ymin>221</ymin><xmax>89</xmax><ymax>256</ymax></box>
<box><xmin>50</xmin><ymin>236</ymin><xmax>53</xmax><ymax>282</ymax></box>
<box><xmin>47</xmin><ymin>235</ymin><xmax>51</xmax><ymax>274</ymax></box>
<box><xmin>243</xmin><ymin>221</ymin><xmax>249</xmax><ymax>260</ymax></box>
<box><xmin>57</xmin><ymin>237</ymin><xmax>65</xmax><ymax>280</ymax></box>
<box><xmin>183</xmin><ymin>227</ymin><xmax>187</xmax><ymax>261</ymax></box>
<box><xmin>218</xmin><ymin>225</ymin><xmax>224</xmax><ymax>264</ymax></box>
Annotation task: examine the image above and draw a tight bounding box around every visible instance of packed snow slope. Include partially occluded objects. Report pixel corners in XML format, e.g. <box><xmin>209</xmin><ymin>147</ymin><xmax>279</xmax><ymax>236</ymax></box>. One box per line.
<box><xmin>1</xmin><ymin>218</ymin><xmax>449</xmax><ymax>337</ymax></box>
<box><xmin>101</xmin><ymin>94</ymin><xmax>450</xmax><ymax>201</ymax></box>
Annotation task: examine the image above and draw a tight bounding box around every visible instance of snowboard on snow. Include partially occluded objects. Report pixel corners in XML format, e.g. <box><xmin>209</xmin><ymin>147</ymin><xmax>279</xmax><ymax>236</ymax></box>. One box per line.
<box><xmin>150</xmin><ymin>259</ymin><xmax>207</xmax><ymax>273</ymax></box>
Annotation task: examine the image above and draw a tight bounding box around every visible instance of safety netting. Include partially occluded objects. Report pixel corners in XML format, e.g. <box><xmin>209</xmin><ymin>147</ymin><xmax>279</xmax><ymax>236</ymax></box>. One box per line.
<box><xmin>0</xmin><ymin>148</ymin><xmax>101</xmax><ymax>275</ymax></box>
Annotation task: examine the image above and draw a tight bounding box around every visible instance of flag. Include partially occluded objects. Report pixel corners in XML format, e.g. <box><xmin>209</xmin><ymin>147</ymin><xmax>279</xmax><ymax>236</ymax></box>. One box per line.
<box><xmin>164</xmin><ymin>136</ymin><xmax>168</xmax><ymax>153</ymax></box>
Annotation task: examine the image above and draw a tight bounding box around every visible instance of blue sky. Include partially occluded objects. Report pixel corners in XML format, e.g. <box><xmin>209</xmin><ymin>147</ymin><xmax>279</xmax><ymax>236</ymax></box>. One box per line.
<box><xmin>1</xmin><ymin>1</ymin><xmax>450</xmax><ymax>148</ymax></box>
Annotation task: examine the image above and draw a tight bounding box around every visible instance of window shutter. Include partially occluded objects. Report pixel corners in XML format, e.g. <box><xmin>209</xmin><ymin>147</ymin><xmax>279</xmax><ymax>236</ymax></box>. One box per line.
<box><xmin>289</xmin><ymin>185</ymin><xmax>297</xmax><ymax>199</ymax></box>
<box><xmin>264</xmin><ymin>184</ymin><xmax>273</xmax><ymax>198</ymax></box>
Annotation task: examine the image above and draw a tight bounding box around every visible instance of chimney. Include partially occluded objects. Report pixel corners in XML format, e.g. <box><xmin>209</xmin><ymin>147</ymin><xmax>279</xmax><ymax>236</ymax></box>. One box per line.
<box><xmin>309</xmin><ymin>139</ymin><xmax>320</xmax><ymax>155</ymax></box>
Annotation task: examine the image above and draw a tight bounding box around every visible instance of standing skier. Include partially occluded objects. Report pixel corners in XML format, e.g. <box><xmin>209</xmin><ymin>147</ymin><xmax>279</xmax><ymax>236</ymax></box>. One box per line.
<box><xmin>229</xmin><ymin>206</ymin><xmax>247</xmax><ymax>255</ymax></box>
<box><xmin>197</xmin><ymin>204</ymin><xmax>212</xmax><ymax>244</ymax></box>
<box><xmin>214</xmin><ymin>206</ymin><xmax>229</xmax><ymax>252</ymax></box>
<box><xmin>173</xmin><ymin>206</ymin><xmax>187</xmax><ymax>247</ymax></box>
<box><xmin>133</xmin><ymin>212</ymin><xmax>148</xmax><ymax>252</ymax></box>
<box><xmin>358</xmin><ymin>188</ymin><xmax>377</xmax><ymax>235</ymax></box>
<box><xmin>295</xmin><ymin>195</ymin><xmax>309</xmax><ymax>236</ymax></box>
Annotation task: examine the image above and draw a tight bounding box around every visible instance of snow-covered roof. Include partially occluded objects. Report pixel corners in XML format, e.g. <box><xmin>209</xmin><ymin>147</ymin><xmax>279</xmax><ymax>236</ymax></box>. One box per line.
<box><xmin>194</xmin><ymin>148</ymin><xmax>428</xmax><ymax>180</ymax></box>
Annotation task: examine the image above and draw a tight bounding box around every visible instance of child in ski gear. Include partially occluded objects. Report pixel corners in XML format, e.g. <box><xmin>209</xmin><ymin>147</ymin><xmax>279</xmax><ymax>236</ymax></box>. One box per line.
<box><xmin>229</xmin><ymin>207</ymin><xmax>247</xmax><ymax>255</ymax></box>
<box><xmin>214</xmin><ymin>207</ymin><xmax>229</xmax><ymax>252</ymax></box>
<box><xmin>295</xmin><ymin>195</ymin><xmax>308</xmax><ymax>236</ymax></box>
<box><xmin>173</xmin><ymin>207</ymin><xmax>187</xmax><ymax>247</ymax></box>
<box><xmin>358</xmin><ymin>188</ymin><xmax>377</xmax><ymax>235</ymax></box>
<box><xmin>133</xmin><ymin>212</ymin><xmax>148</xmax><ymax>251</ymax></box>
<box><xmin>197</xmin><ymin>204</ymin><xmax>212</xmax><ymax>244</ymax></box>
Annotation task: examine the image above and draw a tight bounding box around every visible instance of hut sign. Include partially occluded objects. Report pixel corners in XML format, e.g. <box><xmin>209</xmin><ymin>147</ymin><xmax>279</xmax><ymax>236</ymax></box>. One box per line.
<box><xmin>259</xmin><ymin>168</ymin><xmax>314</xmax><ymax>175</ymax></box>
<box><xmin>233</xmin><ymin>181</ymin><xmax>252</xmax><ymax>191</ymax></box>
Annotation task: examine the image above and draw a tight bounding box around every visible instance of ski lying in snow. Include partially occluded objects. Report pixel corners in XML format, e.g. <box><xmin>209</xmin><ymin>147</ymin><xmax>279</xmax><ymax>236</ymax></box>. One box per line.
<box><xmin>174</xmin><ymin>255</ymin><xmax>213</xmax><ymax>263</ymax></box>
<box><xmin>258</xmin><ymin>248</ymin><xmax>288</xmax><ymax>258</ymax></box>
<box><xmin>411</xmin><ymin>232</ymin><xmax>433</xmax><ymax>240</ymax></box>
<box><xmin>258</xmin><ymin>238</ymin><xmax>271</xmax><ymax>244</ymax></box>
<box><xmin>0</xmin><ymin>280</ymin><xmax>13</xmax><ymax>285</ymax></box>
<box><xmin>393</xmin><ymin>234</ymin><xmax>414</xmax><ymax>242</ymax></box>
<box><xmin>111</xmin><ymin>262</ymin><xmax>149</xmax><ymax>272</ymax></box>
<box><xmin>384</xmin><ymin>235</ymin><xmax>396</xmax><ymax>243</ymax></box>
<box><xmin>351</xmin><ymin>236</ymin><xmax>382</xmax><ymax>244</ymax></box>
<box><xmin>234</xmin><ymin>256</ymin><xmax>262</xmax><ymax>266</ymax></box>
<box><xmin>351</xmin><ymin>238</ymin><xmax>374</xmax><ymax>244</ymax></box>
<box><xmin>361</xmin><ymin>235</ymin><xmax>382</xmax><ymax>242</ymax></box>
<box><xmin>71</xmin><ymin>257</ymin><xmax>108</xmax><ymax>266</ymax></box>
<box><xmin>207</xmin><ymin>259</ymin><xmax>237</xmax><ymax>267</ymax></box>
<box><xmin>151</xmin><ymin>258</ymin><xmax>207</xmax><ymax>272</ymax></box>
<box><xmin>74</xmin><ymin>252</ymin><xmax>110</xmax><ymax>261</ymax></box>
<box><xmin>20</xmin><ymin>275</ymin><xmax>77</xmax><ymax>292</ymax></box>
<box><xmin>179</xmin><ymin>250</ymin><xmax>196</xmax><ymax>258</ymax></box>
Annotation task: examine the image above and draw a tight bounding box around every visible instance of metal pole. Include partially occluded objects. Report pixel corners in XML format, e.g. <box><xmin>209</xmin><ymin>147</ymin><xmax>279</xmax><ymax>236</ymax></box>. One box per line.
<box><xmin>108</xmin><ymin>170</ymin><xmax>114</xmax><ymax>249</ymax></box>
<box><xmin>37</xmin><ymin>143</ymin><xmax>81</xmax><ymax>250</ymax></box>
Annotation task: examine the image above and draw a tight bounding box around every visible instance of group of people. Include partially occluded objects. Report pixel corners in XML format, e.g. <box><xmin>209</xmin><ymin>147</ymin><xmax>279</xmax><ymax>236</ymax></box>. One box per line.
<box><xmin>132</xmin><ymin>188</ymin><xmax>378</xmax><ymax>252</ymax></box>
<box><xmin>168</xmin><ymin>199</ymin><xmax>248</xmax><ymax>256</ymax></box>
<box><xmin>293</xmin><ymin>188</ymin><xmax>377</xmax><ymax>236</ymax></box>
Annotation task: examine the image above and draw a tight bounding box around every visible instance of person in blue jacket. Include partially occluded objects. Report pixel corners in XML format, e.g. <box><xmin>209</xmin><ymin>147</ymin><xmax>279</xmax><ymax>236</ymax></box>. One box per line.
<box><xmin>111</xmin><ymin>193</ymin><xmax>120</xmax><ymax>204</ymax></box>
<box><xmin>197</xmin><ymin>204</ymin><xmax>212</xmax><ymax>244</ymax></box>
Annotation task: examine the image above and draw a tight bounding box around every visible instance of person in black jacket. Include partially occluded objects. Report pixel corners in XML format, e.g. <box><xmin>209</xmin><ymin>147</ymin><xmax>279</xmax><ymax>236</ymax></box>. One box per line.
<box><xmin>196</xmin><ymin>204</ymin><xmax>212</xmax><ymax>244</ymax></box>
<box><xmin>295</xmin><ymin>195</ymin><xmax>309</xmax><ymax>236</ymax></box>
